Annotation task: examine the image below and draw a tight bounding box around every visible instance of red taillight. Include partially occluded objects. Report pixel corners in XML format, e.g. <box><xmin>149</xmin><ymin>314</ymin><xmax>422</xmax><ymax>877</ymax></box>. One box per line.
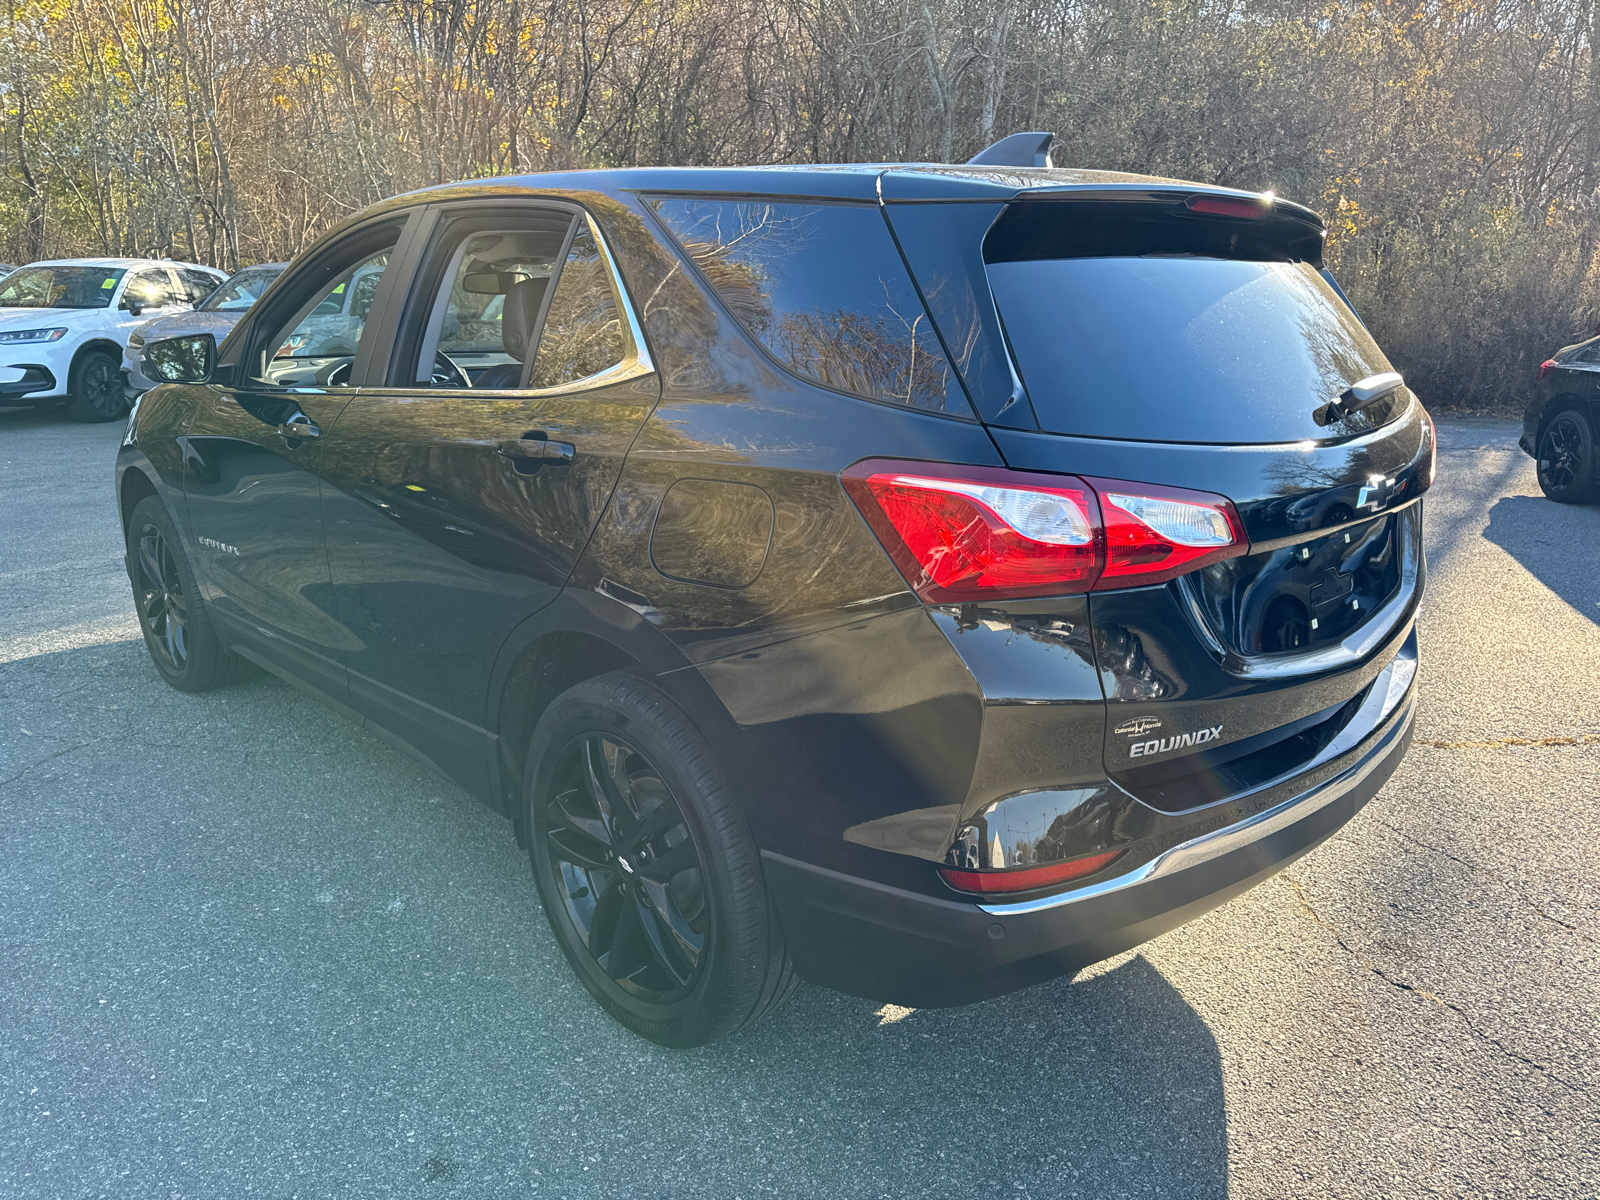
<box><xmin>1186</xmin><ymin>194</ymin><xmax>1269</xmax><ymax>219</ymax></box>
<box><xmin>939</xmin><ymin>849</ymin><xmax>1124</xmax><ymax>894</ymax></box>
<box><xmin>842</xmin><ymin>460</ymin><xmax>1247</xmax><ymax>602</ymax></box>
<box><xmin>1538</xmin><ymin>359</ymin><xmax>1558</xmax><ymax>381</ymax></box>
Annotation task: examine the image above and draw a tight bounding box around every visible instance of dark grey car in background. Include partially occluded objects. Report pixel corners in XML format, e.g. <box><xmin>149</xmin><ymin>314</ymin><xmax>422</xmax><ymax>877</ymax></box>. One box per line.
<box><xmin>122</xmin><ymin>263</ymin><xmax>287</xmax><ymax>400</ymax></box>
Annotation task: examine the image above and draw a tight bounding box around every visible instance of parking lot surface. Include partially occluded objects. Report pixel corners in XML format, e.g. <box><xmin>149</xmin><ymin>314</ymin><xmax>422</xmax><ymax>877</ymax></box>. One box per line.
<box><xmin>2</xmin><ymin>407</ymin><xmax>1596</xmax><ymax>1199</ymax></box>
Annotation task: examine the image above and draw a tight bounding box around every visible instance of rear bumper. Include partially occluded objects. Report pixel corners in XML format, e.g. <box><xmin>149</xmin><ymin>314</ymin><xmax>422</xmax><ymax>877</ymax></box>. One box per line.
<box><xmin>766</xmin><ymin>657</ymin><xmax>1416</xmax><ymax>1008</ymax></box>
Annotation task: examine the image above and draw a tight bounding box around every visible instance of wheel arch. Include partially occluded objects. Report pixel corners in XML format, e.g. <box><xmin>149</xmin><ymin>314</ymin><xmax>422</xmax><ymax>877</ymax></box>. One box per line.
<box><xmin>118</xmin><ymin>463</ymin><xmax>161</xmax><ymax>536</ymax></box>
<box><xmin>1536</xmin><ymin>392</ymin><xmax>1595</xmax><ymax>439</ymax></box>
<box><xmin>488</xmin><ymin>588</ymin><xmax>749</xmax><ymax>837</ymax></box>
<box><xmin>70</xmin><ymin>337</ymin><xmax>125</xmax><ymax>382</ymax></box>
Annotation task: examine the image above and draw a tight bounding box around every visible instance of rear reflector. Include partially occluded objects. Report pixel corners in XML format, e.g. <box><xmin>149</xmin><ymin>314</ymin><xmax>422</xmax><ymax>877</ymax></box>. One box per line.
<box><xmin>939</xmin><ymin>849</ymin><xmax>1124</xmax><ymax>894</ymax></box>
<box><xmin>842</xmin><ymin>459</ymin><xmax>1246</xmax><ymax>602</ymax></box>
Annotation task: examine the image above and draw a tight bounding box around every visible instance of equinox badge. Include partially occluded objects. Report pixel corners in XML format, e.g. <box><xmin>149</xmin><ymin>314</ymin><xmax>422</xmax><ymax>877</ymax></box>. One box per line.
<box><xmin>1129</xmin><ymin>725</ymin><xmax>1224</xmax><ymax>758</ymax></box>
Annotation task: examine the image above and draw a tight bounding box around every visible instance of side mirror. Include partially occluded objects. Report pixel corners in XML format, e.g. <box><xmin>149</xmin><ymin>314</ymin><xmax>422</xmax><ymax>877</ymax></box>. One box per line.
<box><xmin>143</xmin><ymin>332</ymin><xmax>217</xmax><ymax>385</ymax></box>
<box><xmin>120</xmin><ymin>296</ymin><xmax>144</xmax><ymax>316</ymax></box>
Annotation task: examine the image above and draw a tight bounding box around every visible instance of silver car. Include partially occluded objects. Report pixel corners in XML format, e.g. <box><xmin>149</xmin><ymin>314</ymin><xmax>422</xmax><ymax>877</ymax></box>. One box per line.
<box><xmin>122</xmin><ymin>263</ymin><xmax>286</xmax><ymax>399</ymax></box>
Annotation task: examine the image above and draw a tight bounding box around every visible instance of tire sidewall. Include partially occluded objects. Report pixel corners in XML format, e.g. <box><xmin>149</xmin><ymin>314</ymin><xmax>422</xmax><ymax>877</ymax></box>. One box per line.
<box><xmin>524</xmin><ymin>678</ymin><xmax>750</xmax><ymax>1046</ymax></box>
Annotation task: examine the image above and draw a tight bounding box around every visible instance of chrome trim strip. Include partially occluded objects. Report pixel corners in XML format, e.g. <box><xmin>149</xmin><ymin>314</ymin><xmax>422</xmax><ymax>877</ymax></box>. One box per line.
<box><xmin>978</xmin><ymin>670</ymin><xmax>1414</xmax><ymax>917</ymax></box>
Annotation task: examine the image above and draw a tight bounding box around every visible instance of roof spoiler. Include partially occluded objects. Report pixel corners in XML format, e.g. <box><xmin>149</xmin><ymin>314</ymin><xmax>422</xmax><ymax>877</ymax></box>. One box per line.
<box><xmin>966</xmin><ymin>132</ymin><xmax>1055</xmax><ymax>169</ymax></box>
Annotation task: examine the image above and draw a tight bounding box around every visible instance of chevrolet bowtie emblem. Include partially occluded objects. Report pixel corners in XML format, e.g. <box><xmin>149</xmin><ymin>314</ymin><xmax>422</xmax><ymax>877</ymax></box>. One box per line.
<box><xmin>1357</xmin><ymin>474</ymin><xmax>1394</xmax><ymax>511</ymax></box>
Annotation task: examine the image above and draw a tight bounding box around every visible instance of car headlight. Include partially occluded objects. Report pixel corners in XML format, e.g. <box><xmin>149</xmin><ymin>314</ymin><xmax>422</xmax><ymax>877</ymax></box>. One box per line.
<box><xmin>127</xmin><ymin>333</ymin><xmax>145</xmax><ymax>349</ymax></box>
<box><xmin>0</xmin><ymin>327</ymin><xmax>68</xmax><ymax>344</ymax></box>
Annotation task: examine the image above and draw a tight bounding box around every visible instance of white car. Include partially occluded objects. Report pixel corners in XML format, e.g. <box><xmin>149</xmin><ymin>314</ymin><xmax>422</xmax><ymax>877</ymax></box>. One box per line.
<box><xmin>0</xmin><ymin>257</ymin><xmax>225</xmax><ymax>421</ymax></box>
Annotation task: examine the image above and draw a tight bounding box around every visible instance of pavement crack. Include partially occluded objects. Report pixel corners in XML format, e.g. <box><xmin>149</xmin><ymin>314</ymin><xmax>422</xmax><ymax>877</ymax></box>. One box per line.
<box><xmin>1375</xmin><ymin>819</ymin><xmax>1590</xmax><ymax>941</ymax></box>
<box><xmin>1415</xmin><ymin>733</ymin><xmax>1600</xmax><ymax>750</ymax></box>
<box><xmin>0</xmin><ymin>739</ymin><xmax>103</xmax><ymax>788</ymax></box>
<box><xmin>1281</xmin><ymin>873</ymin><xmax>1587</xmax><ymax>1096</ymax></box>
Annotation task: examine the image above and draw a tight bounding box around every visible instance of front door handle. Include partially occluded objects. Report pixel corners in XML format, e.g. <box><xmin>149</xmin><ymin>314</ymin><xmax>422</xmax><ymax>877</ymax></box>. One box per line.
<box><xmin>497</xmin><ymin>435</ymin><xmax>575</xmax><ymax>464</ymax></box>
<box><xmin>276</xmin><ymin>419</ymin><xmax>321</xmax><ymax>441</ymax></box>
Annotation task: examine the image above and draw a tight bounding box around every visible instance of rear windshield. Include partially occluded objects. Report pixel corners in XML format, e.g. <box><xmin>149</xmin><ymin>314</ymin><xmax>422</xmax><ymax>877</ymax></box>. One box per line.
<box><xmin>989</xmin><ymin>234</ymin><xmax>1403</xmax><ymax>444</ymax></box>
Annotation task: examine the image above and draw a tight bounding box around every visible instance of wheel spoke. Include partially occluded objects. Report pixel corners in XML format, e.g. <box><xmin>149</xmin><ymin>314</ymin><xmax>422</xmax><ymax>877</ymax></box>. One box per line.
<box><xmin>585</xmin><ymin>876</ymin><xmax>625</xmax><ymax>954</ymax></box>
<box><xmin>549</xmin><ymin>787</ymin><xmax>611</xmax><ymax>848</ymax></box>
<box><xmin>633</xmin><ymin>889</ymin><xmax>697</xmax><ymax>986</ymax></box>
<box><xmin>601</xmin><ymin>893</ymin><xmax>650</xmax><ymax>982</ymax></box>
<box><xmin>139</xmin><ymin>536</ymin><xmax>163</xmax><ymax>588</ymax></box>
<box><xmin>546</xmin><ymin>825</ymin><xmax>612</xmax><ymax>873</ymax></box>
<box><xmin>582</xmin><ymin>735</ymin><xmax>637</xmax><ymax>837</ymax></box>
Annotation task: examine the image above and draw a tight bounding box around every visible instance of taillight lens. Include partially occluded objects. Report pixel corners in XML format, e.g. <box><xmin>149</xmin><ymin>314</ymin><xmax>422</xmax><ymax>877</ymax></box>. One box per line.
<box><xmin>1538</xmin><ymin>359</ymin><xmax>1557</xmax><ymax>381</ymax></box>
<box><xmin>842</xmin><ymin>459</ymin><xmax>1246</xmax><ymax>601</ymax></box>
<box><xmin>1085</xmin><ymin>477</ymin><xmax>1248</xmax><ymax>589</ymax></box>
<box><xmin>939</xmin><ymin>849</ymin><xmax>1124</xmax><ymax>894</ymax></box>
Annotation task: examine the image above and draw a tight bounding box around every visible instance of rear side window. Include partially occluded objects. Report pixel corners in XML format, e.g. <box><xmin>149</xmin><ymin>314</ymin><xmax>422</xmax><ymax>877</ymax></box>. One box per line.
<box><xmin>650</xmin><ymin>198</ymin><xmax>970</xmax><ymax>417</ymax></box>
<box><xmin>987</xmin><ymin>202</ymin><xmax>1402</xmax><ymax>444</ymax></box>
<box><xmin>528</xmin><ymin>220</ymin><xmax>626</xmax><ymax>389</ymax></box>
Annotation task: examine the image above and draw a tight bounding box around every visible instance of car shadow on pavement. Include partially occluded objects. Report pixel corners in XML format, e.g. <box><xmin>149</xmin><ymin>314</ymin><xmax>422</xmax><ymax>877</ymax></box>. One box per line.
<box><xmin>720</xmin><ymin>953</ymin><xmax>1230</xmax><ymax>1198</ymax></box>
<box><xmin>1480</xmin><ymin>494</ymin><xmax>1600</xmax><ymax>628</ymax></box>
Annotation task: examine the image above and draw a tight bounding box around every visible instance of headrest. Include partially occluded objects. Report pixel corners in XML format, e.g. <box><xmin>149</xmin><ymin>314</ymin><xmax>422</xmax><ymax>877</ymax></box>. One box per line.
<box><xmin>502</xmin><ymin>277</ymin><xmax>549</xmax><ymax>363</ymax></box>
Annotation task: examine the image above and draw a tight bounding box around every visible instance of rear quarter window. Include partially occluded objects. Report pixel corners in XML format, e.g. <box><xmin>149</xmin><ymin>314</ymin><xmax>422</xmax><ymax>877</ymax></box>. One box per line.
<box><xmin>649</xmin><ymin>198</ymin><xmax>971</xmax><ymax>418</ymax></box>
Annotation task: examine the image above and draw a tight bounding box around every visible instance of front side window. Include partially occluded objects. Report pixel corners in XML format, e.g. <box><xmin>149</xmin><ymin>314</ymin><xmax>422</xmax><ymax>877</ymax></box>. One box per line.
<box><xmin>527</xmin><ymin>220</ymin><xmax>627</xmax><ymax>389</ymax></box>
<box><xmin>263</xmin><ymin>246</ymin><xmax>394</xmax><ymax>387</ymax></box>
<box><xmin>649</xmin><ymin>198</ymin><xmax>964</xmax><ymax>415</ymax></box>
<box><xmin>412</xmin><ymin>226</ymin><xmax>566</xmax><ymax>389</ymax></box>
<box><xmin>0</xmin><ymin>265</ymin><xmax>126</xmax><ymax>309</ymax></box>
<box><xmin>201</xmin><ymin>266</ymin><xmax>284</xmax><ymax>312</ymax></box>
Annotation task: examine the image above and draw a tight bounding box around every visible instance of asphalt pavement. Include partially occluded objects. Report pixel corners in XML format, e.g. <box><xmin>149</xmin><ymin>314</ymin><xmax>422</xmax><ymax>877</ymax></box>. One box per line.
<box><xmin>1</xmin><ymin>406</ymin><xmax>1596</xmax><ymax>1199</ymax></box>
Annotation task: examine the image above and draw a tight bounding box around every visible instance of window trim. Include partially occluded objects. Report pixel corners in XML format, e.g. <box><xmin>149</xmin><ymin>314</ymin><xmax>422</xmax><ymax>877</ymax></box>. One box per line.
<box><xmin>375</xmin><ymin>201</ymin><xmax>655</xmax><ymax>400</ymax></box>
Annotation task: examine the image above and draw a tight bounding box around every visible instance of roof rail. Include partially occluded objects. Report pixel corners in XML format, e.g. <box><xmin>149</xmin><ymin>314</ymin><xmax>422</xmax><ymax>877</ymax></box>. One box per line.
<box><xmin>966</xmin><ymin>132</ymin><xmax>1055</xmax><ymax>169</ymax></box>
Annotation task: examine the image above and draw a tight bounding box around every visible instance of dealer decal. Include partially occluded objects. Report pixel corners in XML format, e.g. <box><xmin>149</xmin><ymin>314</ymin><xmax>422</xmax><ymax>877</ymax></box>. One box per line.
<box><xmin>1129</xmin><ymin>725</ymin><xmax>1223</xmax><ymax>758</ymax></box>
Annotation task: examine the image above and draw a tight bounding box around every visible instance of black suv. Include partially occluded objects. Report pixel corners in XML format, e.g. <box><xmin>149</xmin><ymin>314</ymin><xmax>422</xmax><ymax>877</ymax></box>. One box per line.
<box><xmin>1524</xmin><ymin>335</ymin><xmax>1600</xmax><ymax>503</ymax></box>
<box><xmin>118</xmin><ymin>143</ymin><xmax>1432</xmax><ymax>1046</ymax></box>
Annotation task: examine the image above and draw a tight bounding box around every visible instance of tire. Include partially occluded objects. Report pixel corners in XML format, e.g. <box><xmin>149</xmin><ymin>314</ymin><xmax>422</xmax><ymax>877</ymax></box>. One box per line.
<box><xmin>1536</xmin><ymin>406</ymin><xmax>1600</xmax><ymax>504</ymax></box>
<box><xmin>524</xmin><ymin>672</ymin><xmax>798</xmax><ymax>1047</ymax></box>
<box><xmin>66</xmin><ymin>347</ymin><xmax>127</xmax><ymax>423</ymax></box>
<box><xmin>126</xmin><ymin>495</ymin><xmax>255</xmax><ymax>691</ymax></box>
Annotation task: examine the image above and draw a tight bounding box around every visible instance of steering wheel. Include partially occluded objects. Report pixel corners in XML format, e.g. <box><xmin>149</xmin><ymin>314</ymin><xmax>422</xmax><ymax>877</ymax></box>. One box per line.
<box><xmin>315</xmin><ymin>359</ymin><xmax>353</xmax><ymax>387</ymax></box>
<box><xmin>431</xmin><ymin>351</ymin><xmax>472</xmax><ymax>389</ymax></box>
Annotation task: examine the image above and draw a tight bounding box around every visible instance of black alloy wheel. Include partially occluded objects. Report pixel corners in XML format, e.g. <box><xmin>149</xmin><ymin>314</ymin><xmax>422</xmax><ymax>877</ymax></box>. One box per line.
<box><xmin>133</xmin><ymin>523</ymin><xmax>189</xmax><ymax>671</ymax></box>
<box><xmin>124</xmin><ymin>495</ymin><xmax>254</xmax><ymax>692</ymax></box>
<box><xmin>67</xmin><ymin>348</ymin><xmax>126</xmax><ymax>422</ymax></box>
<box><xmin>1537</xmin><ymin>409</ymin><xmax>1599</xmax><ymax>503</ymax></box>
<box><xmin>525</xmin><ymin>673</ymin><xmax>797</xmax><ymax>1047</ymax></box>
<box><xmin>543</xmin><ymin>733</ymin><xmax>709</xmax><ymax>1000</ymax></box>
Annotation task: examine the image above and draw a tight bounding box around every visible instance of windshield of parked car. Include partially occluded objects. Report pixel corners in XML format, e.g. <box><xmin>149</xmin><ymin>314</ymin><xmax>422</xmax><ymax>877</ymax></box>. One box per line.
<box><xmin>0</xmin><ymin>265</ymin><xmax>128</xmax><ymax>310</ymax></box>
<box><xmin>201</xmin><ymin>265</ymin><xmax>284</xmax><ymax>312</ymax></box>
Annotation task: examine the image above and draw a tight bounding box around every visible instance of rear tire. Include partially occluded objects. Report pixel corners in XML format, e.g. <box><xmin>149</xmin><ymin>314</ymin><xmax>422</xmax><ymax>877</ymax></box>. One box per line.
<box><xmin>1536</xmin><ymin>407</ymin><xmax>1599</xmax><ymax>504</ymax></box>
<box><xmin>65</xmin><ymin>348</ymin><xmax>127</xmax><ymax>423</ymax></box>
<box><xmin>524</xmin><ymin>672</ymin><xmax>797</xmax><ymax>1047</ymax></box>
<box><xmin>126</xmin><ymin>495</ymin><xmax>255</xmax><ymax>691</ymax></box>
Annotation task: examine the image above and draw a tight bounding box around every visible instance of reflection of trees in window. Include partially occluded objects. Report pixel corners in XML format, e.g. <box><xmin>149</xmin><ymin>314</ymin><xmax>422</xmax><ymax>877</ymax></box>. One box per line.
<box><xmin>528</xmin><ymin>222</ymin><xmax>625</xmax><ymax>388</ymax></box>
<box><xmin>652</xmin><ymin>198</ymin><xmax>955</xmax><ymax>412</ymax></box>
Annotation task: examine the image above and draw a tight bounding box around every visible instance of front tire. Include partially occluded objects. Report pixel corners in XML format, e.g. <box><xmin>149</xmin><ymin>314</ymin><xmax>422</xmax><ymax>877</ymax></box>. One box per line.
<box><xmin>525</xmin><ymin>673</ymin><xmax>797</xmax><ymax>1047</ymax></box>
<box><xmin>1536</xmin><ymin>407</ymin><xmax>1599</xmax><ymax>504</ymax></box>
<box><xmin>126</xmin><ymin>495</ymin><xmax>254</xmax><ymax>691</ymax></box>
<box><xmin>66</xmin><ymin>348</ymin><xmax>127</xmax><ymax>423</ymax></box>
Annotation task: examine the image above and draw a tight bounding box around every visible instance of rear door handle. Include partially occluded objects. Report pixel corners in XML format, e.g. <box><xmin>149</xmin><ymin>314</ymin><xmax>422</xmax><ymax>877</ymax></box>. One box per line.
<box><xmin>497</xmin><ymin>436</ymin><xmax>575</xmax><ymax>464</ymax></box>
